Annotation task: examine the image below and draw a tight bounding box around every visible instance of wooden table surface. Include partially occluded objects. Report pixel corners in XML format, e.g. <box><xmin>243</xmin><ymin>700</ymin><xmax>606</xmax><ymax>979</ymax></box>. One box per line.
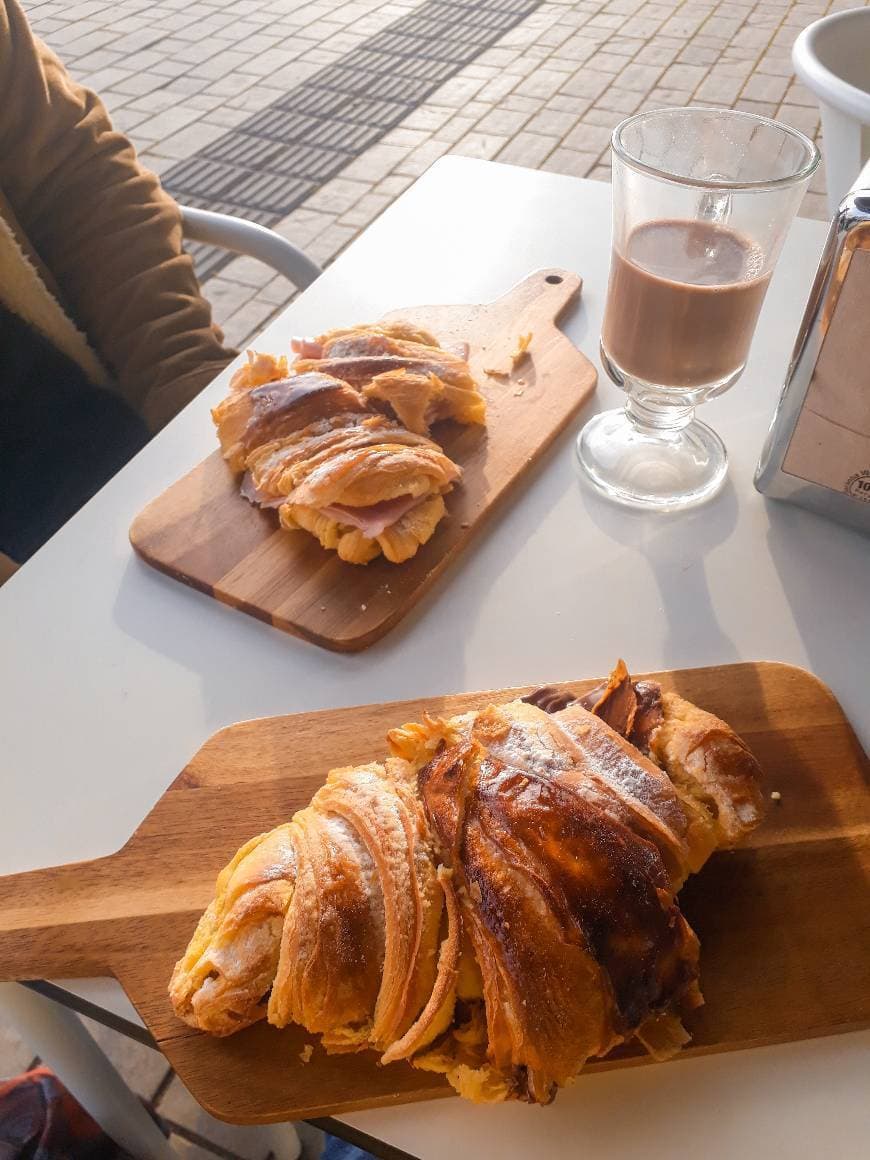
<box><xmin>1</xmin><ymin>158</ymin><xmax>867</xmax><ymax>1158</ymax></box>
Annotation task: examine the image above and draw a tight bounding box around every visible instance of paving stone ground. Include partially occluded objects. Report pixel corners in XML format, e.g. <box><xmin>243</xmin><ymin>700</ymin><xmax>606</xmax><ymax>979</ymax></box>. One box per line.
<box><xmin>21</xmin><ymin>0</ymin><xmax>864</xmax><ymax>348</ymax></box>
<box><xmin>0</xmin><ymin>0</ymin><xmax>864</xmax><ymax>1150</ymax></box>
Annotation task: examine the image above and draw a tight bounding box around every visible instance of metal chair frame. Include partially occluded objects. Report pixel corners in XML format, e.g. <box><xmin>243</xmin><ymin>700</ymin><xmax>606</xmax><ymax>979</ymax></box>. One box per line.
<box><xmin>179</xmin><ymin>205</ymin><xmax>322</xmax><ymax>289</ymax></box>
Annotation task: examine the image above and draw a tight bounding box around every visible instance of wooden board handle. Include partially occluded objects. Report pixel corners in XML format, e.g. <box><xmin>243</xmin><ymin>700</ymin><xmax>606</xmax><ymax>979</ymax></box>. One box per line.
<box><xmin>0</xmin><ymin>856</ymin><xmax>122</xmax><ymax>980</ymax></box>
<box><xmin>491</xmin><ymin>267</ymin><xmax>582</xmax><ymax>321</ymax></box>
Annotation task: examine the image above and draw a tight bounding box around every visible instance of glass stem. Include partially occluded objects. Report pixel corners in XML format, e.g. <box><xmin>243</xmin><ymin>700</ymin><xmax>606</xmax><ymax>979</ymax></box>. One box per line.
<box><xmin>625</xmin><ymin>392</ymin><xmax>695</xmax><ymax>434</ymax></box>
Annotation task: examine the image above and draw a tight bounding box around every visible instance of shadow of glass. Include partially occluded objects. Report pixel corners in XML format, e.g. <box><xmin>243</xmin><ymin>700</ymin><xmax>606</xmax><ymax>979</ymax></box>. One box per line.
<box><xmin>576</xmin><ymin>473</ymin><xmax>741</xmax><ymax>666</ymax></box>
<box><xmin>764</xmin><ymin>496</ymin><xmax>868</xmax><ymax>708</ymax></box>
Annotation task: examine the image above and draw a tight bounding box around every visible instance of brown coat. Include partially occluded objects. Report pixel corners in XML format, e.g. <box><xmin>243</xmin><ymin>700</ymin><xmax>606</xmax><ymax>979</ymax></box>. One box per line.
<box><xmin>0</xmin><ymin>0</ymin><xmax>234</xmax><ymax>433</ymax></box>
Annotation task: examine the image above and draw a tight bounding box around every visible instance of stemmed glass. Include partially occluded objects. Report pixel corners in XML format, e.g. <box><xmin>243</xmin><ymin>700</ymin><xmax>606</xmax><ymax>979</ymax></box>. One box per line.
<box><xmin>577</xmin><ymin>106</ymin><xmax>819</xmax><ymax>510</ymax></box>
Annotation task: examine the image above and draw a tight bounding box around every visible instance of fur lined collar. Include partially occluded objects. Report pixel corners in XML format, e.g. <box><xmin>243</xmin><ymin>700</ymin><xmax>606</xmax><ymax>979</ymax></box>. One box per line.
<box><xmin>0</xmin><ymin>188</ymin><xmax>110</xmax><ymax>387</ymax></box>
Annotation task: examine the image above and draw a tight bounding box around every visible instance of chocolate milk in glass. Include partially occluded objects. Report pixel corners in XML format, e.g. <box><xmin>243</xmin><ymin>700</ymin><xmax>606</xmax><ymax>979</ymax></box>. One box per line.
<box><xmin>602</xmin><ymin>219</ymin><xmax>771</xmax><ymax>388</ymax></box>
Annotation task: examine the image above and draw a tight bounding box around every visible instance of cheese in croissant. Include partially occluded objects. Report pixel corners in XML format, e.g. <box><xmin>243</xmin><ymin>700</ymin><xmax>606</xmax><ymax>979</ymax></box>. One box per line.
<box><xmin>170</xmin><ymin>662</ymin><xmax>764</xmax><ymax>1105</ymax></box>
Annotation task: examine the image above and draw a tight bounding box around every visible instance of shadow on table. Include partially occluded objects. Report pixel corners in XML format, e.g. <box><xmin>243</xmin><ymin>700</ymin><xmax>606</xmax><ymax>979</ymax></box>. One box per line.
<box><xmin>575</xmin><ymin>477</ymin><xmax>851</xmax><ymax>820</ymax></box>
<box><xmin>763</xmin><ymin>497</ymin><xmax>867</xmax><ymax>694</ymax></box>
<box><xmin>577</xmin><ymin>475</ymin><xmax>741</xmax><ymax>666</ymax></box>
<box><xmin>110</xmin><ymin>425</ymin><xmax>555</xmax><ymax>724</ymax></box>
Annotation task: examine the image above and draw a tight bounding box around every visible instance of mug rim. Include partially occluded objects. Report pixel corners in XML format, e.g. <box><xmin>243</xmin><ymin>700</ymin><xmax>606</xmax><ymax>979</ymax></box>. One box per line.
<box><xmin>612</xmin><ymin>105</ymin><xmax>820</xmax><ymax>192</ymax></box>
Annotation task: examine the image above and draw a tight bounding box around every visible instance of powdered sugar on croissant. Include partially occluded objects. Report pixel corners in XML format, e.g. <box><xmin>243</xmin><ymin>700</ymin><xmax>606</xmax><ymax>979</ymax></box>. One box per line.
<box><xmin>169</xmin><ymin>661</ymin><xmax>764</xmax><ymax>1105</ymax></box>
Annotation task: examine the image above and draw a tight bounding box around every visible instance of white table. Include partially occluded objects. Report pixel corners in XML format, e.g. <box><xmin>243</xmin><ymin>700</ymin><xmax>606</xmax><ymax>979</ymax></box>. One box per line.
<box><xmin>1</xmin><ymin>157</ymin><xmax>868</xmax><ymax>1159</ymax></box>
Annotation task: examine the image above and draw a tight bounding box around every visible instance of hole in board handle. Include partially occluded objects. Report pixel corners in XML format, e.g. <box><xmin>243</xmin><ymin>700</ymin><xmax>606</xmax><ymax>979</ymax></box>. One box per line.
<box><xmin>545</xmin><ymin>274</ymin><xmax>563</xmax><ymax>284</ymax></box>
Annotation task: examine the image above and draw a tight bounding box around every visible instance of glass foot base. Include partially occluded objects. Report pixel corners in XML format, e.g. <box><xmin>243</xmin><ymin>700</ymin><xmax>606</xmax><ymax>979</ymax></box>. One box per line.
<box><xmin>576</xmin><ymin>408</ymin><xmax>728</xmax><ymax>511</ymax></box>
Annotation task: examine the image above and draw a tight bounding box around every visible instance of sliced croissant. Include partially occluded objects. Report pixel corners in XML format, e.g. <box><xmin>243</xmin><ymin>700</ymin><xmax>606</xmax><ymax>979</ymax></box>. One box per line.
<box><xmin>213</xmin><ymin>370</ymin><xmax>460</xmax><ymax>564</ymax></box>
<box><xmin>168</xmin><ymin>824</ymin><xmax>295</xmax><ymax>1036</ymax></box>
<box><xmin>212</xmin><ymin>371</ymin><xmax>366</xmax><ymax>473</ymax></box>
<box><xmin>290</xmin><ymin>323</ymin><xmax>486</xmax><ymax>432</ymax></box>
<box><xmin>292</xmin><ymin>322</ymin><xmax>441</xmax><ymax>358</ymax></box>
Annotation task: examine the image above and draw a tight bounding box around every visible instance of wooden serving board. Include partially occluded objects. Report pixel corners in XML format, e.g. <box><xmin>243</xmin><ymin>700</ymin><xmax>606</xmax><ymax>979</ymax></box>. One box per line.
<box><xmin>0</xmin><ymin>662</ymin><xmax>868</xmax><ymax>1124</ymax></box>
<box><xmin>130</xmin><ymin>269</ymin><xmax>596</xmax><ymax>652</ymax></box>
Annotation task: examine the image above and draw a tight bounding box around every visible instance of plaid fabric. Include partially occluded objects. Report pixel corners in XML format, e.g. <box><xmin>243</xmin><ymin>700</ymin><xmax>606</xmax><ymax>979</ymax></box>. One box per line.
<box><xmin>0</xmin><ymin>1067</ymin><xmax>126</xmax><ymax>1159</ymax></box>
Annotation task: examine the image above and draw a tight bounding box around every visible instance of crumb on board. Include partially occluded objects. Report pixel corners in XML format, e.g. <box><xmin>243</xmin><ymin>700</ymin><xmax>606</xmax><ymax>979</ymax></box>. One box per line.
<box><xmin>511</xmin><ymin>332</ymin><xmax>532</xmax><ymax>366</ymax></box>
<box><xmin>300</xmin><ymin>1044</ymin><xmax>314</xmax><ymax>1064</ymax></box>
<box><xmin>320</xmin><ymin>605</ymin><xmax>326</xmax><ymax>611</ymax></box>
<box><xmin>770</xmin><ymin>790</ymin><xmax>782</xmax><ymax>802</ymax></box>
<box><xmin>360</xmin><ymin>603</ymin><xmax>367</xmax><ymax>611</ymax></box>
<box><xmin>461</xmin><ymin>521</ymin><xmax>470</xmax><ymax>528</ymax></box>
<box><xmin>484</xmin><ymin>334</ymin><xmax>533</xmax><ymax>379</ymax></box>
<box><xmin>516</xmin><ymin>377</ymin><xmax>526</xmax><ymax>386</ymax></box>
<box><xmin>513</xmin><ymin>388</ymin><xmax>524</xmax><ymax>396</ymax></box>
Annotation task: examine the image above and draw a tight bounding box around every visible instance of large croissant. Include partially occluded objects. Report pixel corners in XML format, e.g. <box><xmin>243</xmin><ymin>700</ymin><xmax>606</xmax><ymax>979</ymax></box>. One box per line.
<box><xmin>212</xmin><ymin>324</ymin><xmax>486</xmax><ymax>564</ymax></box>
<box><xmin>170</xmin><ymin>662</ymin><xmax>764</xmax><ymax>1104</ymax></box>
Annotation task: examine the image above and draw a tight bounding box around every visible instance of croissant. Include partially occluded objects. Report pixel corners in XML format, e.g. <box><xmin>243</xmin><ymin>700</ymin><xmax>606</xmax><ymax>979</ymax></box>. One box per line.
<box><xmin>170</xmin><ymin>662</ymin><xmax>764</xmax><ymax>1105</ymax></box>
<box><xmin>212</xmin><ymin>350</ymin><xmax>465</xmax><ymax>564</ymax></box>
<box><xmin>290</xmin><ymin>323</ymin><xmax>487</xmax><ymax>433</ymax></box>
<box><xmin>291</xmin><ymin>321</ymin><xmax>442</xmax><ymax>357</ymax></box>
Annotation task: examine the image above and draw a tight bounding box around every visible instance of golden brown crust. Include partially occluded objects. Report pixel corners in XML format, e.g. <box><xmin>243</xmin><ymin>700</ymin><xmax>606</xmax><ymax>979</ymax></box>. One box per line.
<box><xmin>524</xmin><ymin>660</ymin><xmax>766</xmax><ymax>864</ymax></box>
<box><xmin>292</xmin><ymin>324</ymin><xmax>484</xmax><ymax>428</ymax></box>
<box><xmin>649</xmin><ymin>692</ymin><xmax>765</xmax><ymax>847</ymax></box>
<box><xmin>246</xmin><ymin>415</ymin><xmax>431</xmax><ymax>495</ymax></box>
<box><xmin>266</xmin><ymin>809</ymin><xmax>383</xmax><ymax>1034</ymax></box>
<box><xmin>317</xmin><ymin>322</ymin><xmax>441</xmax><ymax>352</ymax></box>
<box><xmin>168</xmin><ymin>824</ymin><xmax>295</xmax><ymax>1036</ymax></box>
<box><xmin>362</xmin><ymin>368</ymin><xmax>486</xmax><ymax>434</ymax></box>
<box><xmin>362</xmin><ymin>370</ymin><xmax>445</xmax><ymax>434</ymax></box>
<box><xmin>280</xmin><ymin>493</ymin><xmax>447</xmax><ymax>565</ymax></box>
<box><xmin>387</xmin><ymin>698</ymin><xmax>710</xmax><ymax>887</ymax></box>
<box><xmin>170</xmin><ymin>661</ymin><xmax>765</xmax><ymax>1106</ymax></box>
<box><xmin>213</xmin><ymin>372</ymin><xmax>366</xmax><ymax>472</ymax></box>
<box><xmin>381</xmin><ymin>866</ymin><xmax>461</xmax><ymax>1063</ymax></box>
<box><xmin>551</xmin><ymin>702</ymin><xmax>718</xmax><ymax>881</ymax></box>
<box><xmin>266</xmin><ymin>763</ymin><xmax>443</xmax><ymax>1048</ymax></box>
<box><xmin>292</xmin><ymin>351</ymin><xmax>476</xmax><ymax>392</ymax></box>
<box><xmin>377</xmin><ymin>494</ymin><xmax>446</xmax><ymax>564</ymax></box>
<box><xmin>417</xmin><ymin>741</ymin><xmax>699</xmax><ymax>1100</ymax></box>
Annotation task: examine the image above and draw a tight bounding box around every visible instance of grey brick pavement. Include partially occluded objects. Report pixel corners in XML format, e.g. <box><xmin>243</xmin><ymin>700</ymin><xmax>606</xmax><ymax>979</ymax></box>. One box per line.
<box><xmin>2</xmin><ymin>3</ymin><xmax>867</xmax><ymax>1151</ymax></box>
<box><xmin>21</xmin><ymin>0</ymin><xmax>863</xmax><ymax>347</ymax></box>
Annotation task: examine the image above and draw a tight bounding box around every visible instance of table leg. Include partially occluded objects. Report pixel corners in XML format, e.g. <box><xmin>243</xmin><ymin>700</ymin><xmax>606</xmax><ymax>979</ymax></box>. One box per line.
<box><xmin>0</xmin><ymin>982</ymin><xmax>176</xmax><ymax>1160</ymax></box>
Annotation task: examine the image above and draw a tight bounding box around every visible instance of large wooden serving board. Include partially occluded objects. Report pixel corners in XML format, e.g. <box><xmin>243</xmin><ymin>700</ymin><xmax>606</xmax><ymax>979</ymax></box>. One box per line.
<box><xmin>0</xmin><ymin>662</ymin><xmax>867</xmax><ymax>1124</ymax></box>
<box><xmin>130</xmin><ymin>269</ymin><xmax>597</xmax><ymax>652</ymax></box>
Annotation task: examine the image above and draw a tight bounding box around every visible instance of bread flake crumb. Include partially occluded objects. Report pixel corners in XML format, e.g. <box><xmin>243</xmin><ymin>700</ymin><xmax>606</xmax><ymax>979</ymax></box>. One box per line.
<box><xmin>511</xmin><ymin>332</ymin><xmax>532</xmax><ymax>366</ymax></box>
<box><xmin>360</xmin><ymin>603</ymin><xmax>367</xmax><ymax>611</ymax></box>
<box><xmin>300</xmin><ymin>1044</ymin><xmax>314</xmax><ymax>1064</ymax></box>
<box><xmin>770</xmin><ymin>790</ymin><xmax>782</xmax><ymax>802</ymax></box>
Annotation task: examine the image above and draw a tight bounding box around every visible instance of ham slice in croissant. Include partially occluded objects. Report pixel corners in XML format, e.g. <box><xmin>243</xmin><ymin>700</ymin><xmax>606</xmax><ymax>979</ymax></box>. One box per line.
<box><xmin>170</xmin><ymin>662</ymin><xmax>764</xmax><ymax>1105</ymax></box>
<box><xmin>212</xmin><ymin>350</ymin><xmax>464</xmax><ymax>564</ymax></box>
